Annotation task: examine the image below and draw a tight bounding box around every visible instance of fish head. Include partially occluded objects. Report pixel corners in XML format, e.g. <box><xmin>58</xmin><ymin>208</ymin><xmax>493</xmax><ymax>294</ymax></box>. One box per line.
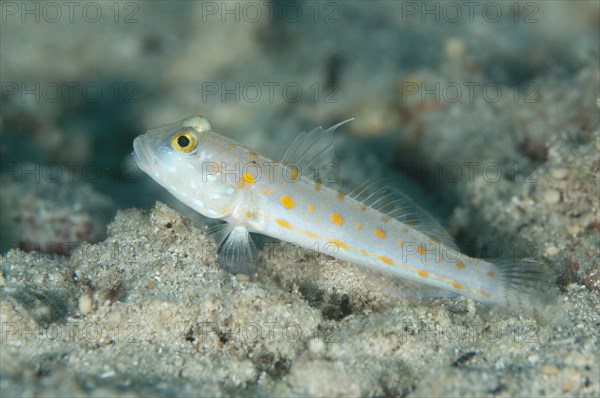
<box><xmin>133</xmin><ymin>115</ymin><xmax>238</xmax><ymax>218</ymax></box>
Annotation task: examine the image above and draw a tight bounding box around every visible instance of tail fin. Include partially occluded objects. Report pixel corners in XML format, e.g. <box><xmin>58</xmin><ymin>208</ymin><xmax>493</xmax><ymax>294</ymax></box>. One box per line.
<box><xmin>489</xmin><ymin>259</ymin><xmax>565</xmax><ymax>323</ymax></box>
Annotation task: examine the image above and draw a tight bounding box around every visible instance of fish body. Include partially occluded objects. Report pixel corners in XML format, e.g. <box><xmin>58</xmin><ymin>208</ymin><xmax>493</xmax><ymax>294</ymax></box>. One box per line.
<box><xmin>133</xmin><ymin>115</ymin><xmax>541</xmax><ymax>312</ymax></box>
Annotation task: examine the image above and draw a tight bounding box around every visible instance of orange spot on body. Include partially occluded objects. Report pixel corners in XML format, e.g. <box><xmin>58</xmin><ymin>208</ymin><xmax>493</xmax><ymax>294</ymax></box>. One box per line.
<box><xmin>451</xmin><ymin>280</ymin><xmax>464</xmax><ymax>289</ymax></box>
<box><xmin>360</xmin><ymin>204</ymin><xmax>367</xmax><ymax>212</ymax></box>
<box><xmin>330</xmin><ymin>212</ymin><xmax>344</xmax><ymax>225</ymax></box>
<box><xmin>246</xmin><ymin>211</ymin><xmax>253</xmax><ymax>218</ymax></box>
<box><xmin>276</xmin><ymin>219</ymin><xmax>292</xmax><ymax>228</ymax></box>
<box><xmin>315</xmin><ymin>182</ymin><xmax>321</xmax><ymax>191</ymax></box>
<box><xmin>229</xmin><ymin>143</ymin><xmax>236</xmax><ymax>148</ymax></box>
<box><xmin>280</xmin><ymin>194</ymin><xmax>295</xmax><ymax>209</ymax></box>
<box><xmin>330</xmin><ymin>239</ymin><xmax>348</xmax><ymax>249</ymax></box>
<box><xmin>417</xmin><ymin>269</ymin><xmax>429</xmax><ymax>277</ymax></box>
<box><xmin>308</xmin><ymin>203</ymin><xmax>316</xmax><ymax>212</ymax></box>
<box><xmin>305</xmin><ymin>230</ymin><xmax>318</xmax><ymax>238</ymax></box>
<box><xmin>476</xmin><ymin>290</ymin><xmax>491</xmax><ymax>298</ymax></box>
<box><xmin>374</xmin><ymin>228</ymin><xmax>386</xmax><ymax>239</ymax></box>
<box><xmin>379</xmin><ymin>255</ymin><xmax>394</xmax><ymax>265</ymax></box>
<box><xmin>417</xmin><ymin>245</ymin><xmax>426</xmax><ymax>254</ymax></box>
<box><xmin>455</xmin><ymin>261</ymin><xmax>465</xmax><ymax>269</ymax></box>
<box><xmin>242</xmin><ymin>172</ymin><xmax>255</xmax><ymax>184</ymax></box>
<box><xmin>337</xmin><ymin>192</ymin><xmax>344</xmax><ymax>201</ymax></box>
<box><xmin>381</xmin><ymin>215</ymin><xmax>390</xmax><ymax>222</ymax></box>
<box><xmin>486</xmin><ymin>271</ymin><xmax>495</xmax><ymax>277</ymax></box>
<box><xmin>249</xmin><ymin>150</ymin><xmax>258</xmax><ymax>158</ymax></box>
<box><xmin>262</xmin><ymin>189</ymin><xmax>270</xmax><ymax>196</ymax></box>
<box><xmin>356</xmin><ymin>223</ymin><xmax>363</xmax><ymax>230</ymax></box>
<box><xmin>397</xmin><ymin>239</ymin><xmax>404</xmax><ymax>247</ymax></box>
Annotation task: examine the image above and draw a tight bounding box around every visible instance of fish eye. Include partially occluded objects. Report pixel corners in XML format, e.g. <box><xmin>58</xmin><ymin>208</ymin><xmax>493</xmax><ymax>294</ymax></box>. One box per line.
<box><xmin>171</xmin><ymin>128</ymin><xmax>197</xmax><ymax>153</ymax></box>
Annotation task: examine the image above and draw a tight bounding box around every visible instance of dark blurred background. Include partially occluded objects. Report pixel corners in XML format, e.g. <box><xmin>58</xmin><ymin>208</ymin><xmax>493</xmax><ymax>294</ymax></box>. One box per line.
<box><xmin>1</xmin><ymin>0</ymin><xmax>598</xmax><ymax>254</ymax></box>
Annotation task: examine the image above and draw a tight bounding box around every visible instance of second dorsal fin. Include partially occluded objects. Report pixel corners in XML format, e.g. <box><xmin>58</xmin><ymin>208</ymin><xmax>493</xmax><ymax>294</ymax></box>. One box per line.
<box><xmin>348</xmin><ymin>180</ymin><xmax>460</xmax><ymax>251</ymax></box>
<box><xmin>275</xmin><ymin>119</ymin><xmax>354</xmax><ymax>185</ymax></box>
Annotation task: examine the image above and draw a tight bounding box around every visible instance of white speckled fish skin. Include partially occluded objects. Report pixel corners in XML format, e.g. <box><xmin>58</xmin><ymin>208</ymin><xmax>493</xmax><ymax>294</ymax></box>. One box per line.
<box><xmin>133</xmin><ymin>115</ymin><xmax>541</xmax><ymax>312</ymax></box>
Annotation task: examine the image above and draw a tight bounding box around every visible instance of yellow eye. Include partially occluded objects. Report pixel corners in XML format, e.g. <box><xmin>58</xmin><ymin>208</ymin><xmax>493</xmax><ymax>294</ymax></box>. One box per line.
<box><xmin>171</xmin><ymin>128</ymin><xmax>197</xmax><ymax>153</ymax></box>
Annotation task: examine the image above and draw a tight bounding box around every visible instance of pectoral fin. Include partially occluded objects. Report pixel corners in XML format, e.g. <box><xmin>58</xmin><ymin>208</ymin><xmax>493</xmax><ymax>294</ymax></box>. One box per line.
<box><xmin>218</xmin><ymin>225</ymin><xmax>257</xmax><ymax>279</ymax></box>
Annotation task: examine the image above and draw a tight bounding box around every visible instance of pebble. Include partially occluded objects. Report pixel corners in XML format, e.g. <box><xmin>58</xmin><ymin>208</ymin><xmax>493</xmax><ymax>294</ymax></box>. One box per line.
<box><xmin>107</xmin><ymin>309</ymin><xmax>122</xmax><ymax>323</ymax></box>
<box><xmin>562</xmin><ymin>378</ymin><xmax>575</xmax><ymax>393</ymax></box>
<box><xmin>309</xmin><ymin>339</ymin><xmax>325</xmax><ymax>355</ymax></box>
<box><xmin>541</xmin><ymin>364</ymin><xmax>559</xmax><ymax>376</ymax></box>
<box><xmin>545</xmin><ymin>246</ymin><xmax>559</xmax><ymax>256</ymax></box>
<box><xmin>528</xmin><ymin>354</ymin><xmax>540</xmax><ymax>364</ymax></box>
<box><xmin>567</xmin><ymin>224</ymin><xmax>581</xmax><ymax>235</ymax></box>
<box><xmin>564</xmin><ymin>352</ymin><xmax>594</xmax><ymax>368</ymax></box>
<box><xmin>79</xmin><ymin>294</ymin><xmax>93</xmax><ymax>315</ymax></box>
<box><xmin>550</xmin><ymin>168</ymin><xmax>568</xmax><ymax>179</ymax></box>
<box><xmin>544</xmin><ymin>189</ymin><xmax>561</xmax><ymax>204</ymax></box>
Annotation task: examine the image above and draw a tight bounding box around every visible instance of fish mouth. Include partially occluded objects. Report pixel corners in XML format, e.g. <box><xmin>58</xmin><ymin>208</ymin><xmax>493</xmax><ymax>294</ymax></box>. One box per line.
<box><xmin>133</xmin><ymin>136</ymin><xmax>156</xmax><ymax>178</ymax></box>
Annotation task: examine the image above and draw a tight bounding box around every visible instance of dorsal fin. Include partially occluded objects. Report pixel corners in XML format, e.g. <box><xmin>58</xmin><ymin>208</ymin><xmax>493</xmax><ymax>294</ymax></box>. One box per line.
<box><xmin>348</xmin><ymin>180</ymin><xmax>460</xmax><ymax>251</ymax></box>
<box><xmin>275</xmin><ymin>119</ymin><xmax>354</xmax><ymax>185</ymax></box>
